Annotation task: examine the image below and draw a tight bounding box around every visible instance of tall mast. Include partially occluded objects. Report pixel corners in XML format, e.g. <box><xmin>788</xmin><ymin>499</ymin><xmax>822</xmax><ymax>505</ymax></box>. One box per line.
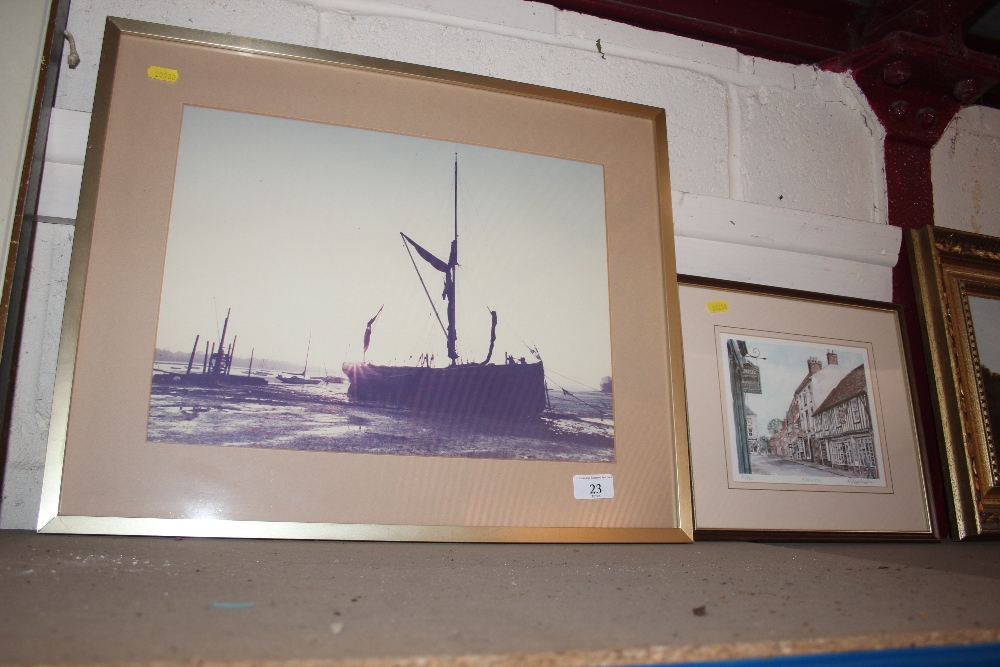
<box><xmin>303</xmin><ymin>333</ymin><xmax>311</xmax><ymax>376</ymax></box>
<box><xmin>400</xmin><ymin>157</ymin><xmax>460</xmax><ymax>366</ymax></box>
<box><xmin>446</xmin><ymin>154</ymin><xmax>458</xmax><ymax>365</ymax></box>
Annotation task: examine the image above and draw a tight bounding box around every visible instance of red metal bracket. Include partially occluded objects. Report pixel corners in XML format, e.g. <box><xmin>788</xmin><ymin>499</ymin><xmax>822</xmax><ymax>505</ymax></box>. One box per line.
<box><xmin>821</xmin><ymin>32</ymin><xmax>1000</xmax><ymax>146</ymax></box>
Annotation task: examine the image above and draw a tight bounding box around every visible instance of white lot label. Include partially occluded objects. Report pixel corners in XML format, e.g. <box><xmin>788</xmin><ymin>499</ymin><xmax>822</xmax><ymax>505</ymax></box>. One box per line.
<box><xmin>573</xmin><ymin>474</ymin><xmax>614</xmax><ymax>499</ymax></box>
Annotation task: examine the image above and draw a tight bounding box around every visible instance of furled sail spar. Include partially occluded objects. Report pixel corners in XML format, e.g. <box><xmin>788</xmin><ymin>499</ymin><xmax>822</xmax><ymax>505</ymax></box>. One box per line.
<box><xmin>399</xmin><ymin>155</ymin><xmax>459</xmax><ymax>366</ymax></box>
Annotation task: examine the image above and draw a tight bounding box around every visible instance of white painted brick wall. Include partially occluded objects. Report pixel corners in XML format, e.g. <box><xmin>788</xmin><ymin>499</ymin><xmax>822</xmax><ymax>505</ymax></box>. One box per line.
<box><xmin>3</xmin><ymin>0</ymin><xmax>989</xmax><ymax>528</ymax></box>
<box><xmin>737</xmin><ymin>83</ymin><xmax>884</xmax><ymax>222</ymax></box>
<box><xmin>933</xmin><ymin>105</ymin><xmax>1000</xmax><ymax>238</ymax></box>
<box><xmin>318</xmin><ymin>10</ymin><xmax>733</xmax><ymax>197</ymax></box>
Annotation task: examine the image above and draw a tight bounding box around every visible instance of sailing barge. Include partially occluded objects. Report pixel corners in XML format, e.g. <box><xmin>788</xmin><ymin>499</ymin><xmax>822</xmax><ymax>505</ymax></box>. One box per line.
<box><xmin>342</xmin><ymin>157</ymin><xmax>547</xmax><ymax>419</ymax></box>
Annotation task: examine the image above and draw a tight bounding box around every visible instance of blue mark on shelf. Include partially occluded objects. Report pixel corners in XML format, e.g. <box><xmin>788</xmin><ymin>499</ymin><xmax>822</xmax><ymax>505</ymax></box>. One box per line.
<box><xmin>209</xmin><ymin>602</ymin><xmax>255</xmax><ymax>610</ymax></box>
<box><xmin>632</xmin><ymin>643</ymin><xmax>1000</xmax><ymax>667</ymax></box>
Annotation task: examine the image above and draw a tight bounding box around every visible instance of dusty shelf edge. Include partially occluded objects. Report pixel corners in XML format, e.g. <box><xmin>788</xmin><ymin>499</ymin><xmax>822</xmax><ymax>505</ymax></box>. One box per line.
<box><xmin>7</xmin><ymin>626</ymin><xmax>997</xmax><ymax>667</ymax></box>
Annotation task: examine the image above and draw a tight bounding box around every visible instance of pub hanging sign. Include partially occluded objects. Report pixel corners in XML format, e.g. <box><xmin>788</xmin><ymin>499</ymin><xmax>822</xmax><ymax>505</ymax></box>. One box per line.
<box><xmin>741</xmin><ymin>360</ymin><xmax>762</xmax><ymax>394</ymax></box>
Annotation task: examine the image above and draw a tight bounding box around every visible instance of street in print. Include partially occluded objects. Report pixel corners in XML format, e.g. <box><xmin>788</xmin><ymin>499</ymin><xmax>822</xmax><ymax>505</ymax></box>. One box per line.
<box><xmin>719</xmin><ymin>332</ymin><xmax>886</xmax><ymax>487</ymax></box>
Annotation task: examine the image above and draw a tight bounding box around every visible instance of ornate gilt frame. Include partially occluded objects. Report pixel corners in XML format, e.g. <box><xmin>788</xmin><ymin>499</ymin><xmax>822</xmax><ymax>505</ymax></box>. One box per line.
<box><xmin>909</xmin><ymin>226</ymin><xmax>1000</xmax><ymax>539</ymax></box>
<box><xmin>37</xmin><ymin>18</ymin><xmax>692</xmax><ymax>542</ymax></box>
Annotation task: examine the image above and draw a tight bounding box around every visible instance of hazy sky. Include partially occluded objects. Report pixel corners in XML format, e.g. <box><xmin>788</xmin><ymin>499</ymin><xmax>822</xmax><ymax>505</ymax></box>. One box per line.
<box><xmin>154</xmin><ymin>106</ymin><xmax>612</xmax><ymax>387</ymax></box>
<box><xmin>969</xmin><ymin>295</ymin><xmax>1000</xmax><ymax>373</ymax></box>
<box><xmin>719</xmin><ymin>333</ymin><xmax>868</xmax><ymax>431</ymax></box>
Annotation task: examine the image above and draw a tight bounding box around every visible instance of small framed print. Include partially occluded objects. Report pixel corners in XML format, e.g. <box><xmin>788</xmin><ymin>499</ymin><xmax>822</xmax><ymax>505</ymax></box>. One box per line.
<box><xmin>910</xmin><ymin>226</ymin><xmax>1000</xmax><ymax>540</ymax></box>
<box><xmin>680</xmin><ymin>276</ymin><xmax>936</xmax><ymax>539</ymax></box>
<box><xmin>716</xmin><ymin>330</ymin><xmax>890</xmax><ymax>492</ymax></box>
<box><xmin>36</xmin><ymin>18</ymin><xmax>692</xmax><ymax>542</ymax></box>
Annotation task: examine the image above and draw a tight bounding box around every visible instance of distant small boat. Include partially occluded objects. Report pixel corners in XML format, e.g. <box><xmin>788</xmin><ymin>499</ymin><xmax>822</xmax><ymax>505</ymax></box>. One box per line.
<box><xmin>278</xmin><ymin>335</ymin><xmax>321</xmax><ymax>385</ymax></box>
<box><xmin>277</xmin><ymin>375</ymin><xmax>322</xmax><ymax>385</ymax></box>
<box><xmin>320</xmin><ymin>365</ymin><xmax>345</xmax><ymax>384</ymax></box>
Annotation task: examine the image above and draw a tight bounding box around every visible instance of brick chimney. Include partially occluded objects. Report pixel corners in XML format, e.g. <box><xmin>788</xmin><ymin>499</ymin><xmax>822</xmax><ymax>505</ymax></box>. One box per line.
<box><xmin>807</xmin><ymin>357</ymin><xmax>822</xmax><ymax>374</ymax></box>
<box><xmin>827</xmin><ymin>350</ymin><xmax>838</xmax><ymax>366</ymax></box>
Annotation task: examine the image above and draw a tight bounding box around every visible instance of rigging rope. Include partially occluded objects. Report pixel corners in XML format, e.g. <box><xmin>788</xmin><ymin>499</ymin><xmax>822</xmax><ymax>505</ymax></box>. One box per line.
<box><xmin>545</xmin><ymin>368</ymin><xmax>601</xmax><ymax>393</ymax></box>
<box><xmin>544</xmin><ymin>374</ymin><xmax>607</xmax><ymax>418</ymax></box>
<box><xmin>402</xmin><ymin>235</ymin><xmax>447</xmax><ymax>338</ymax></box>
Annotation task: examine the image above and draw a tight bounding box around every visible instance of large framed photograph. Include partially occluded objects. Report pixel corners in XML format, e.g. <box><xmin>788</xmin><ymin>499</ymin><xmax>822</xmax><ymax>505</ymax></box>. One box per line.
<box><xmin>680</xmin><ymin>277</ymin><xmax>935</xmax><ymax>539</ymax></box>
<box><xmin>37</xmin><ymin>19</ymin><xmax>692</xmax><ymax>542</ymax></box>
<box><xmin>909</xmin><ymin>226</ymin><xmax>1000</xmax><ymax>540</ymax></box>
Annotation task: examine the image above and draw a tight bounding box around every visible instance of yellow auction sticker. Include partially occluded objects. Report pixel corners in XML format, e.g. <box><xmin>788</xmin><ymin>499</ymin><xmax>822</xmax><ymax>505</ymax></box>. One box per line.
<box><xmin>706</xmin><ymin>300</ymin><xmax>729</xmax><ymax>314</ymax></box>
<box><xmin>147</xmin><ymin>66</ymin><xmax>179</xmax><ymax>83</ymax></box>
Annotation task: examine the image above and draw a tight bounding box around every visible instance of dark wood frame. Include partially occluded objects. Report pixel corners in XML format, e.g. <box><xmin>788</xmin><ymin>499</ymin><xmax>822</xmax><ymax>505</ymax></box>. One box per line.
<box><xmin>0</xmin><ymin>0</ymin><xmax>70</xmax><ymax>500</ymax></box>
<box><xmin>679</xmin><ymin>275</ymin><xmax>940</xmax><ymax>541</ymax></box>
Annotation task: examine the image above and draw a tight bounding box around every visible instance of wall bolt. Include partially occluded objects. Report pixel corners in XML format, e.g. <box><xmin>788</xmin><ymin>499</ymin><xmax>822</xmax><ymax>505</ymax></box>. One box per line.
<box><xmin>954</xmin><ymin>79</ymin><xmax>979</xmax><ymax>105</ymax></box>
<box><xmin>916</xmin><ymin>107</ymin><xmax>937</xmax><ymax>128</ymax></box>
<box><xmin>883</xmin><ymin>59</ymin><xmax>911</xmax><ymax>86</ymax></box>
<box><xmin>890</xmin><ymin>100</ymin><xmax>911</xmax><ymax>118</ymax></box>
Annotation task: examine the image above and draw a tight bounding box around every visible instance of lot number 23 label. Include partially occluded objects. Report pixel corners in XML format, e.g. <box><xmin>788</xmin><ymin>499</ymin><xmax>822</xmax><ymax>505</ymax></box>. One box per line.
<box><xmin>573</xmin><ymin>474</ymin><xmax>614</xmax><ymax>499</ymax></box>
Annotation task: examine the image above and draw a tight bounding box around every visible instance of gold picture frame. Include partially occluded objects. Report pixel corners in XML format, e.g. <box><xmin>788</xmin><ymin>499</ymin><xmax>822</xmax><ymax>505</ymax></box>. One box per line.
<box><xmin>909</xmin><ymin>226</ymin><xmax>1000</xmax><ymax>540</ymax></box>
<box><xmin>679</xmin><ymin>276</ymin><xmax>935</xmax><ymax>540</ymax></box>
<box><xmin>37</xmin><ymin>18</ymin><xmax>692</xmax><ymax>542</ymax></box>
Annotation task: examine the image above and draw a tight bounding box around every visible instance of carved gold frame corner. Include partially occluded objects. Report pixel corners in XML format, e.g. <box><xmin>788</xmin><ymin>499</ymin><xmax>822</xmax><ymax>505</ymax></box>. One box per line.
<box><xmin>909</xmin><ymin>225</ymin><xmax>1000</xmax><ymax>540</ymax></box>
